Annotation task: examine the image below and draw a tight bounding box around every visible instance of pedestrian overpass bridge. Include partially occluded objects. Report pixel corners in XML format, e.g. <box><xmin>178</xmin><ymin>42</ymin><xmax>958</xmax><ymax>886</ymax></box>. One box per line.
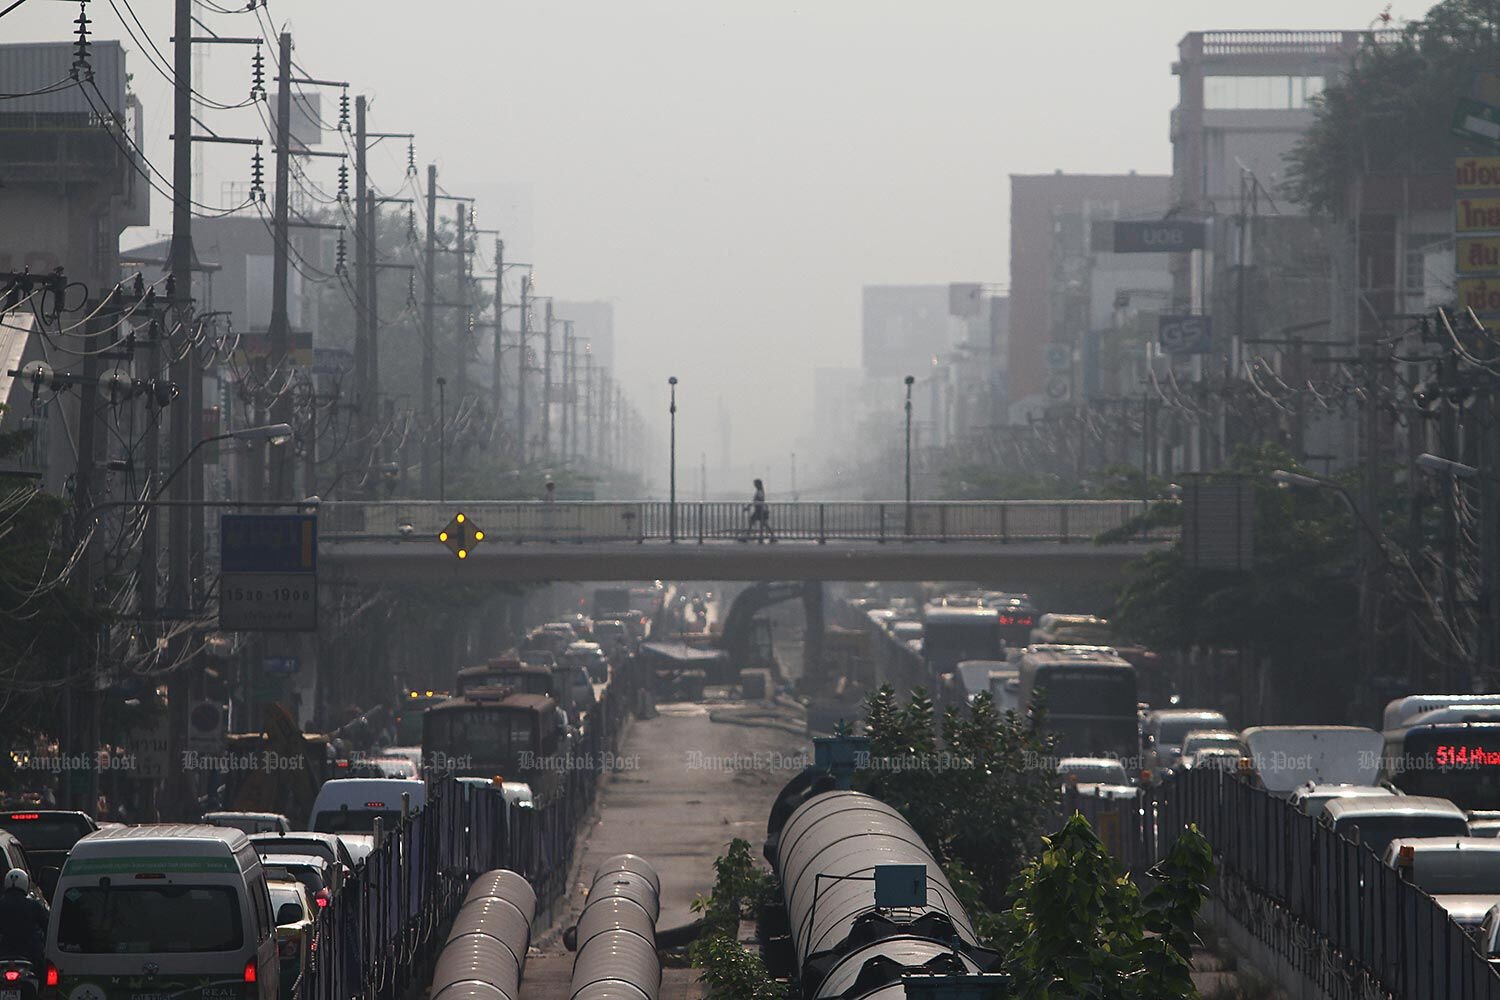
<box><xmin>315</xmin><ymin>499</ymin><xmax>1171</xmax><ymax>584</ymax></box>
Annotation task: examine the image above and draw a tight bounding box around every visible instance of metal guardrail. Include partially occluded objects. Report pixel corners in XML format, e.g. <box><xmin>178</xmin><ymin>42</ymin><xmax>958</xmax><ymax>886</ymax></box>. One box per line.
<box><xmin>306</xmin><ymin>663</ymin><xmax>631</xmax><ymax>1000</ymax></box>
<box><xmin>318</xmin><ymin>499</ymin><xmax>1165</xmax><ymax>545</ymax></box>
<box><xmin>1065</xmin><ymin>770</ymin><xmax>1500</xmax><ymax>1000</ymax></box>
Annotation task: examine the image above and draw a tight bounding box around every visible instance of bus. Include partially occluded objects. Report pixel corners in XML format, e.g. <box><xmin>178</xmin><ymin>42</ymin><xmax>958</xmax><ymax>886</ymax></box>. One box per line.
<box><xmin>1017</xmin><ymin>645</ymin><xmax>1139</xmax><ymax>759</ymax></box>
<box><xmin>920</xmin><ymin>606</ymin><xmax>1004</xmax><ymax>678</ymax></box>
<box><xmin>983</xmin><ymin>593</ymin><xmax>1037</xmax><ymax>649</ymax></box>
<box><xmin>1381</xmin><ymin>716</ymin><xmax>1500</xmax><ymax>812</ymax></box>
<box><xmin>394</xmin><ymin>689</ymin><xmax>449</xmax><ymax>743</ymax></box>
<box><xmin>421</xmin><ymin>689</ymin><xmax>567</xmax><ymax>794</ymax></box>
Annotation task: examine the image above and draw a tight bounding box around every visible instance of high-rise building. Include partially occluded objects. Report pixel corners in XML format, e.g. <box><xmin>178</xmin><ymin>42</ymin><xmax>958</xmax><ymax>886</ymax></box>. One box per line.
<box><xmin>1008</xmin><ymin>173</ymin><xmax>1171</xmax><ymax>417</ymax></box>
<box><xmin>861</xmin><ymin>285</ymin><xmax>958</xmax><ymax>377</ymax></box>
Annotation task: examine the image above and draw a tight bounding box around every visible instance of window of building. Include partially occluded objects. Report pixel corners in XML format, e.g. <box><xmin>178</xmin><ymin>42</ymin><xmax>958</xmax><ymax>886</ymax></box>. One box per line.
<box><xmin>1203</xmin><ymin>75</ymin><xmax>1325</xmax><ymax>110</ymax></box>
<box><xmin>1405</xmin><ymin>234</ymin><xmax>1448</xmax><ymax>296</ymax></box>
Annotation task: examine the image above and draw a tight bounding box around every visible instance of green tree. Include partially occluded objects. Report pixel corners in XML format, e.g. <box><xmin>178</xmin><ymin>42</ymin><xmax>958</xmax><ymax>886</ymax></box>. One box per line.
<box><xmin>689</xmin><ymin>839</ymin><xmax>784</xmax><ymax>1000</ymax></box>
<box><xmin>998</xmin><ymin>815</ymin><xmax>1214</xmax><ymax>1000</ymax></box>
<box><xmin>1110</xmin><ymin>445</ymin><xmax>1362</xmax><ymax>717</ymax></box>
<box><xmin>1286</xmin><ymin>0</ymin><xmax>1500</xmax><ymax>215</ymax></box>
<box><xmin>859</xmin><ymin>685</ymin><xmax>1060</xmax><ymax>913</ymax></box>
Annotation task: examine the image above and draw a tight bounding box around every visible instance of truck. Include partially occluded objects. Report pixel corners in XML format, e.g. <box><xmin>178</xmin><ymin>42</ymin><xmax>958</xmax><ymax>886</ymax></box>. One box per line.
<box><xmin>1241</xmin><ymin>725</ymin><xmax>1384</xmax><ymax>797</ymax></box>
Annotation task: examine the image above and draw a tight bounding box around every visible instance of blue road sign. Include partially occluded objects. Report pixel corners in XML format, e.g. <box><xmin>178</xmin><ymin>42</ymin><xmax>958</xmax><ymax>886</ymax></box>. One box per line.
<box><xmin>221</xmin><ymin>514</ymin><xmax>318</xmax><ymax>573</ymax></box>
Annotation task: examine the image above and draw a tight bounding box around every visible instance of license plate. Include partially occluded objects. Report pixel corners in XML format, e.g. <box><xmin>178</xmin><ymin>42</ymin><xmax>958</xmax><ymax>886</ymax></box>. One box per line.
<box><xmin>4</xmin><ymin>987</ymin><xmax>22</xmax><ymax>1000</ymax></box>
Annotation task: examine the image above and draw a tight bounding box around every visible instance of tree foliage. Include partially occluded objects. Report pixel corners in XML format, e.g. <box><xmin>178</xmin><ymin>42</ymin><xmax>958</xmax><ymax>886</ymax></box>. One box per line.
<box><xmin>1286</xmin><ymin>0</ymin><xmax>1500</xmax><ymax>215</ymax></box>
<box><xmin>859</xmin><ymin>685</ymin><xmax>1060</xmax><ymax>913</ymax></box>
<box><xmin>690</xmin><ymin>838</ymin><xmax>784</xmax><ymax>1000</ymax></box>
<box><xmin>1111</xmin><ymin>446</ymin><xmax>1359</xmax><ymax>706</ymax></box>
<box><xmin>997</xmin><ymin>816</ymin><xmax>1214</xmax><ymax>1000</ymax></box>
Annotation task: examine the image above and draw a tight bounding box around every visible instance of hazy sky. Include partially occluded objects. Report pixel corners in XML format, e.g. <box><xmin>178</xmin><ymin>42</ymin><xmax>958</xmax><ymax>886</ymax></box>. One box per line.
<box><xmin>9</xmin><ymin>0</ymin><xmax>1399</xmax><ymax>490</ymax></box>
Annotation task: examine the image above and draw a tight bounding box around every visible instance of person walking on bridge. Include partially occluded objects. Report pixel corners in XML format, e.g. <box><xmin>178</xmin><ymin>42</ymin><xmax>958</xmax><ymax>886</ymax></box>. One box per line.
<box><xmin>741</xmin><ymin>478</ymin><xmax>775</xmax><ymax>543</ymax></box>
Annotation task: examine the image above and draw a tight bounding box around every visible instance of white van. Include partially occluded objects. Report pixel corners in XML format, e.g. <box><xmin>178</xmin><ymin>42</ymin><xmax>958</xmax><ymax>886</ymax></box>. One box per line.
<box><xmin>308</xmin><ymin>778</ymin><xmax>425</xmax><ymax>833</ymax></box>
<box><xmin>1241</xmin><ymin>725</ymin><xmax>1383</xmax><ymax>798</ymax></box>
<box><xmin>47</xmin><ymin>825</ymin><xmax>278</xmax><ymax>1000</ymax></box>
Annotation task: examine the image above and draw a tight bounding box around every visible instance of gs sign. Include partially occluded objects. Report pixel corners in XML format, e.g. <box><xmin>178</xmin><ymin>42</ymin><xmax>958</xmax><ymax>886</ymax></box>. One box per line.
<box><xmin>1159</xmin><ymin>315</ymin><xmax>1213</xmax><ymax>355</ymax></box>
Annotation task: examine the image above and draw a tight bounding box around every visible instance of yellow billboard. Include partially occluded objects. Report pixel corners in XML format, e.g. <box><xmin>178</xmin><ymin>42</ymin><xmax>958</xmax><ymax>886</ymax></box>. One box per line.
<box><xmin>1457</xmin><ymin>237</ymin><xmax>1500</xmax><ymax>274</ymax></box>
<box><xmin>1457</xmin><ymin>197</ymin><xmax>1500</xmax><ymax>233</ymax></box>
<box><xmin>1456</xmin><ymin>157</ymin><xmax>1500</xmax><ymax>192</ymax></box>
<box><xmin>1457</xmin><ymin>277</ymin><xmax>1500</xmax><ymax>317</ymax></box>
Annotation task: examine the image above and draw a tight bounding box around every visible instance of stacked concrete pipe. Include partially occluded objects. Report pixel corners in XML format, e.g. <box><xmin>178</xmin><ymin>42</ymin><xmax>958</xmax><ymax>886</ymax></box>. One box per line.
<box><xmin>568</xmin><ymin>854</ymin><xmax>662</xmax><ymax>1000</ymax></box>
<box><xmin>430</xmin><ymin>870</ymin><xmax>537</xmax><ymax>1000</ymax></box>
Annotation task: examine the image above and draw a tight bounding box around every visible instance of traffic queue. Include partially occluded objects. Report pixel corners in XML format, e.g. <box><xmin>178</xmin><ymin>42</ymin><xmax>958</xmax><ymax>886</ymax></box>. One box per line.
<box><xmin>0</xmin><ymin>591</ymin><xmax>660</xmax><ymax>1000</ymax></box>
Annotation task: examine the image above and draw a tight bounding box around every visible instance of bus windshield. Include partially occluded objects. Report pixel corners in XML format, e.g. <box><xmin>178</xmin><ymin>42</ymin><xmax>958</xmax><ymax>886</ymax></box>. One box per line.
<box><xmin>1036</xmin><ymin>667</ymin><xmax>1137</xmax><ymax>716</ymax></box>
<box><xmin>424</xmin><ymin>709</ymin><xmax>536</xmax><ymax>765</ymax></box>
<box><xmin>923</xmin><ymin>622</ymin><xmax>1002</xmax><ymax>665</ymax></box>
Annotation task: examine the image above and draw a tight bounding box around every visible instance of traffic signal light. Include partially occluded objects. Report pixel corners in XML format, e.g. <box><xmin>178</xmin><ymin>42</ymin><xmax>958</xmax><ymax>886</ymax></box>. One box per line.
<box><xmin>438</xmin><ymin>512</ymin><xmax>485</xmax><ymax>560</ymax></box>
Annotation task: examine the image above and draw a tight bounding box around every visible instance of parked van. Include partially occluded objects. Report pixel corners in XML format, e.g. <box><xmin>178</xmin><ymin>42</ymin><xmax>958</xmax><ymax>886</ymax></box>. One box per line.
<box><xmin>47</xmin><ymin>825</ymin><xmax>278</xmax><ymax>1000</ymax></box>
<box><xmin>307</xmin><ymin>778</ymin><xmax>425</xmax><ymax>834</ymax></box>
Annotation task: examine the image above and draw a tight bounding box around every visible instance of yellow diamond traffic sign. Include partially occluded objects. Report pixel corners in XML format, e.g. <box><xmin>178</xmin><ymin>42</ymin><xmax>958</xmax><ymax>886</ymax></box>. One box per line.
<box><xmin>439</xmin><ymin>512</ymin><xmax>485</xmax><ymax>560</ymax></box>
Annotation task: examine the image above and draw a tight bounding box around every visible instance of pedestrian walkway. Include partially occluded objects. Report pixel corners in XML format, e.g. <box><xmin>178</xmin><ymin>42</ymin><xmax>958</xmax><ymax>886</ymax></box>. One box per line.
<box><xmin>521</xmin><ymin>695</ymin><xmax>809</xmax><ymax>1000</ymax></box>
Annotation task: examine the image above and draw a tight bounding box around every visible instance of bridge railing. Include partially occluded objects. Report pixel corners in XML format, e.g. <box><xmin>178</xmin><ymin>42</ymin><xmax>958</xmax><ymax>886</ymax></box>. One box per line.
<box><xmin>319</xmin><ymin>499</ymin><xmax>1165</xmax><ymax>544</ymax></box>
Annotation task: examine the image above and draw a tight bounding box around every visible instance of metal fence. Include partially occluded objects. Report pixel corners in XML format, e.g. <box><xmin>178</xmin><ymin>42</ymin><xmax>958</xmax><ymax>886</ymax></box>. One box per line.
<box><xmin>303</xmin><ymin>664</ymin><xmax>629</xmax><ymax>1000</ymax></box>
<box><xmin>1064</xmin><ymin>771</ymin><xmax>1500</xmax><ymax>1000</ymax></box>
<box><xmin>318</xmin><ymin>499</ymin><xmax>1163</xmax><ymax>545</ymax></box>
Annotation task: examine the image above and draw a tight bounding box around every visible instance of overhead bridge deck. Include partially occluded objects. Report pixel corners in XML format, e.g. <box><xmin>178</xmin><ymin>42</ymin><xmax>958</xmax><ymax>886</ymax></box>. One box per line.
<box><xmin>316</xmin><ymin>500</ymin><xmax>1170</xmax><ymax>584</ymax></box>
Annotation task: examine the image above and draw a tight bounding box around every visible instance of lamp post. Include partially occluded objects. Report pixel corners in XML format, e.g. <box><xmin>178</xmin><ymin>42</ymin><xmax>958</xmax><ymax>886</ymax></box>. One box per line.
<box><xmin>154</xmin><ymin>423</ymin><xmax>294</xmax><ymax>504</ymax></box>
<box><xmin>437</xmin><ymin>377</ymin><xmax>447</xmax><ymax>502</ymax></box>
<box><xmin>668</xmin><ymin>376</ymin><xmax>678</xmax><ymax>542</ymax></box>
<box><xmin>1271</xmin><ymin>468</ymin><xmax>1383</xmax><ymax>706</ymax></box>
<box><xmin>904</xmin><ymin>375</ymin><xmax>915</xmax><ymax>535</ymax></box>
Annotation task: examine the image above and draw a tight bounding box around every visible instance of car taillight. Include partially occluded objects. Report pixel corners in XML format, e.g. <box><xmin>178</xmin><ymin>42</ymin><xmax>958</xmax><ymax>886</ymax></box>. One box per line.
<box><xmin>242</xmin><ymin>958</ymin><xmax>257</xmax><ymax>983</ymax></box>
<box><xmin>5</xmin><ymin>969</ymin><xmax>21</xmax><ymax>982</ymax></box>
<box><xmin>314</xmin><ymin>889</ymin><xmax>329</xmax><ymax>908</ymax></box>
<box><xmin>45</xmin><ymin>963</ymin><xmax>58</xmax><ymax>987</ymax></box>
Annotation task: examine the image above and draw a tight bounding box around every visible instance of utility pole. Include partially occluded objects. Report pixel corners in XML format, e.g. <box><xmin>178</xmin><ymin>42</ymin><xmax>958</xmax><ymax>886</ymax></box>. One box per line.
<box><xmin>421</xmin><ymin>163</ymin><xmax>437</xmax><ymax>496</ymax></box>
<box><xmin>69</xmin><ymin>296</ymin><xmax>104</xmax><ymax>811</ymax></box>
<box><xmin>566</xmin><ymin>329</ymin><xmax>579</xmax><ymax>462</ymax></box>
<box><xmin>517</xmin><ymin>273</ymin><xmax>530</xmax><ymax>465</ymax></box>
<box><xmin>542</xmin><ymin>299</ymin><xmax>554</xmax><ymax>458</ymax></box>
<box><xmin>455</xmin><ymin>203</ymin><xmax>468</xmax><ymax>405</ymax></box>
<box><xmin>561</xmin><ymin>321</ymin><xmax>573</xmax><ymax>466</ymax></box>
<box><xmin>267</xmin><ymin>30</ymin><xmax>294</xmax><ymax>501</ymax></box>
<box><xmin>163</xmin><ymin>0</ymin><xmax>200</xmax><ymax>818</ymax></box>
<box><xmin>492</xmin><ymin>237</ymin><xmax>504</xmax><ymax>448</ymax></box>
<box><xmin>353</xmin><ymin>96</ymin><xmax>370</xmax><ymax>464</ymax></box>
<box><xmin>583</xmin><ymin>351</ymin><xmax>594</xmax><ymax>462</ymax></box>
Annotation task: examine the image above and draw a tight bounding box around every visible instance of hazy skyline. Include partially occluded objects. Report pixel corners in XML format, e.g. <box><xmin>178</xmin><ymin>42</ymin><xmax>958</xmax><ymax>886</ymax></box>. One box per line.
<box><xmin>8</xmin><ymin>0</ymin><xmax>1396</xmax><ymax>490</ymax></box>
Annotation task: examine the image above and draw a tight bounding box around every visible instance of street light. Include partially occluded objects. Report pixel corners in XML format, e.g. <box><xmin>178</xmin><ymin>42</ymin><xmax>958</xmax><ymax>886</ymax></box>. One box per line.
<box><xmin>904</xmin><ymin>375</ymin><xmax>915</xmax><ymax>535</ymax></box>
<box><xmin>437</xmin><ymin>377</ymin><xmax>448</xmax><ymax>502</ymax></box>
<box><xmin>153</xmin><ymin>423</ymin><xmax>292</xmax><ymax>502</ymax></box>
<box><xmin>1269</xmin><ymin>469</ymin><xmax>1322</xmax><ymax>491</ymax></box>
<box><xmin>1416</xmin><ymin>453</ymin><xmax>1479</xmax><ymax>481</ymax></box>
<box><xmin>668</xmin><ymin>376</ymin><xmax>678</xmax><ymax>542</ymax></box>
